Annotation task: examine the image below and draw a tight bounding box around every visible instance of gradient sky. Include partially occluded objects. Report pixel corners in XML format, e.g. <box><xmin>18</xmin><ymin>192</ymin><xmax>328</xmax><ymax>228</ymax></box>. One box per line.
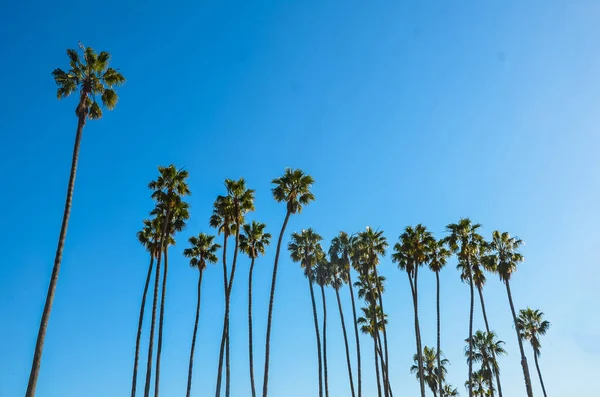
<box><xmin>1</xmin><ymin>1</ymin><xmax>599</xmax><ymax>396</ymax></box>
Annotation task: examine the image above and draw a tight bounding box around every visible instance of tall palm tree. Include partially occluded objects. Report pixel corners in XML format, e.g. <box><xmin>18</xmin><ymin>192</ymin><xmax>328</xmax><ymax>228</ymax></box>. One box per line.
<box><xmin>262</xmin><ymin>168</ymin><xmax>314</xmax><ymax>397</ymax></box>
<box><xmin>410</xmin><ymin>346</ymin><xmax>449</xmax><ymax>397</ymax></box>
<box><xmin>131</xmin><ymin>218</ymin><xmax>163</xmax><ymax>397</ymax></box>
<box><xmin>465</xmin><ymin>370</ymin><xmax>491</xmax><ymax>397</ymax></box>
<box><xmin>214</xmin><ymin>179</ymin><xmax>255</xmax><ymax>397</ymax></box>
<box><xmin>472</xmin><ymin>246</ymin><xmax>503</xmax><ymax>397</ymax></box>
<box><xmin>427</xmin><ymin>238</ymin><xmax>451</xmax><ymax>397</ymax></box>
<box><xmin>465</xmin><ymin>331</ymin><xmax>506</xmax><ymax>397</ymax></box>
<box><xmin>487</xmin><ymin>230</ymin><xmax>533</xmax><ymax>397</ymax></box>
<box><xmin>445</xmin><ymin>218</ymin><xmax>484</xmax><ymax>397</ymax></box>
<box><xmin>26</xmin><ymin>45</ymin><xmax>125</xmax><ymax>397</ymax></box>
<box><xmin>329</xmin><ymin>238</ymin><xmax>357</xmax><ymax>397</ymax></box>
<box><xmin>357</xmin><ymin>305</ymin><xmax>387</xmax><ymax>397</ymax></box>
<box><xmin>239</xmin><ymin>222</ymin><xmax>271</xmax><ymax>397</ymax></box>
<box><xmin>148</xmin><ymin>166</ymin><xmax>190</xmax><ymax>397</ymax></box>
<box><xmin>443</xmin><ymin>384</ymin><xmax>460</xmax><ymax>396</ymax></box>
<box><xmin>183</xmin><ymin>233</ymin><xmax>220</xmax><ymax>397</ymax></box>
<box><xmin>355</xmin><ymin>227</ymin><xmax>391</xmax><ymax>397</ymax></box>
<box><xmin>289</xmin><ymin>229</ymin><xmax>325</xmax><ymax>397</ymax></box>
<box><xmin>316</xmin><ymin>256</ymin><xmax>332</xmax><ymax>397</ymax></box>
<box><xmin>517</xmin><ymin>308</ymin><xmax>550</xmax><ymax>397</ymax></box>
<box><xmin>392</xmin><ymin>224</ymin><xmax>434</xmax><ymax>397</ymax></box>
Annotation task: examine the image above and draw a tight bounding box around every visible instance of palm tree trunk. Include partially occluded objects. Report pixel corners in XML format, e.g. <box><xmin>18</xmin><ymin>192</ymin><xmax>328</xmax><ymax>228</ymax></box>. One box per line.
<box><xmin>320</xmin><ymin>285</ymin><xmax>329</xmax><ymax>397</ymax></box>
<box><xmin>372</xmin><ymin>266</ymin><xmax>390</xmax><ymax>397</ymax></box>
<box><xmin>477</xmin><ymin>285</ymin><xmax>502</xmax><ymax>397</ymax></box>
<box><xmin>224</xmin><ymin>223</ymin><xmax>242</xmax><ymax>397</ymax></box>
<box><xmin>215</xmin><ymin>233</ymin><xmax>229</xmax><ymax>397</ymax></box>
<box><xmin>468</xmin><ymin>275</ymin><xmax>475</xmax><ymax>397</ymax></box>
<box><xmin>375</xmin><ymin>338</ymin><xmax>392</xmax><ymax>397</ymax></box>
<box><xmin>348</xmin><ymin>271</ymin><xmax>362</xmax><ymax>397</ymax></box>
<box><xmin>533</xmin><ymin>349</ymin><xmax>547</xmax><ymax>397</ymax></box>
<box><xmin>408</xmin><ymin>272</ymin><xmax>426</xmax><ymax>397</ymax></box>
<box><xmin>25</xmin><ymin>113</ymin><xmax>86</xmax><ymax>397</ymax></box>
<box><xmin>143</xmin><ymin>207</ymin><xmax>170</xmax><ymax>397</ymax></box>
<box><xmin>248</xmin><ymin>256</ymin><xmax>257</xmax><ymax>397</ymax></box>
<box><xmin>335</xmin><ymin>288</ymin><xmax>356</xmax><ymax>397</ymax></box>
<box><xmin>435</xmin><ymin>271</ymin><xmax>443</xmax><ymax>397</ymax></box>
<box><xmin>131</xmin><ymin>255</ymin><xmax>155</xmax><ymax>397</ymax></box>
<box><xmin>262</xmin><ymin>210</ymin><xmax>291</xmax><ymax>397</ymax></box>
<box><xmin>154</xmin><ymin>243</ymin><xmax>171</xmax><ymax>397</ymax></box>
<box><xmin>505</xmin><ymin>280</ymin><xmax>534</xmax><ymax>397</ymax></box>
<box><xmin>309</xmin><ymin>276</ymin><xmax>324</xmax><ymax>397</ymax></box>
<box><xmin>373</xmin><ymin>337</ymin><xmax>382</xmax><ymax>397</ymax></box>
<box><xmin>186</xmin><ymin>268</ymin><xmax>204</xmax><ymax>397</ymax></box>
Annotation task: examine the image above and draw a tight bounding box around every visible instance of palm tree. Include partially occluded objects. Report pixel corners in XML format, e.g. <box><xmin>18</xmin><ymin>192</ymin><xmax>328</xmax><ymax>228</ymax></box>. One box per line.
<box><xmin>26</xmin><ymin>45</ymin><xmax>125</xmax><ymax>397</ymax></box>
<box><xmin>355</xmin><ymin>227</ymin><xmax>391</xmax><ymax>397</ymax></box>
<box><xmin>487</xmin><ymin>230</ymin><xmax>534</xmax><ymax>397</ymax></box>
<box><xmin>465</xmin><ymin>331</ymin><xmax>506</xmax><ymax>397</ymax></box>
<box><xmin>445</xmin><ymin>218</ymin><xmax>484</xmax><ymax>397</ymax></box>
<box><xmin>443</xmin><ymin>384</ymin><xmax>460</xmax><ymax>396</ymax></box>
<box><xmin>393</xmin><ymin>224</ymin><xmax>434</xmax><ymax>397</ymax></box>
<box><xmin>465</xmin><ymin>370</ymin><xmax>491</xmax><ymax>397</ymax></box>
<box><xmin>517</xmin><ymin>308</ymin><xmax>550</xmax><ymax>397</ymax></box>
<box><xmin>328</xmin><ymin>238</ymin><xmax>357</xmax><ymax>397</ymax></box>
<box><xmin>131</xmin><ymin>218</ymin><xmax>162</xmax><ymax>397</ymax></box>
<box><xmin>214</xmin><ymin>179</ymin><xmax>255</xmax><ymax>397</ymax></box>
<box><xmin>148</xmin><ymin>166</ymin><xmax>190</xmax><ymax>397</ymax></box>
<box><xmin>316</xmin><ymin>256</ymin><xmax>332</xmax><ymax>397</ymax></box>
<box><xmin>183</xmin><ymin>233</ymin><xmax>220</xmax><ymax>397</ymax></box>
<box><xmin>262</xmin><ymin>168</ymin><xmax>314</xmax><ymax>397</ymax></box>
<box><xmin>289</xmin><ymin>229</ymin><xmax>325</xmax><ymax>397</ymax></box>
<box><xmin>410</xmin><ymin>346</ymin><xmax>449</xmax><ymax>397</ymax></box>
<box><xmin>427</xmin><ymin>238</ymin><xmax>451</xmax><ymax>397</ymax></box>
<box><xmin>357</xmin><ymin>305</ymin><xmax>387</xmax><ymax>397</ymax></box>
<box><xmin>239</xmin><ymin>222</ymin><xmax>271</xmax><ymax>397</ymax></box>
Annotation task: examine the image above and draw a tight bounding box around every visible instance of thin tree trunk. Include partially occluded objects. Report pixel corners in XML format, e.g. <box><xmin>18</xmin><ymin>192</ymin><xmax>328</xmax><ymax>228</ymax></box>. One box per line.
<box><xmin>372</xmin><ymin>266</ymin><xmax>390</xmax><ymax>397</ymax></box>
<box><xmin>408</xmin><ymin>272</ymin><xmax>426</xmax><ymax>397</ymax></box>
<box><xmin>373</xmin><ymin>337</ymin><xmax>382</xmax><ymax>397</ymax></box>
<box><xmin>374</xmin><ymin>327</ymin><xmax>389</xmax><ymax>397</ymax></box>
<box><xmin>477</xmin><ymin>285</ymin><xmax>502</xmax><ymax>397</ymax></box>
<box><xmin>335</xmin><ymin>288</ymin><xmax>356</xmax><ymax>397</ymax></box>
<box><xmin>131</xmin><ymin>255</ymin><xmax>155</xmax><ymax>397</ymax></box>
<box><xmin>262</xmin><ymin>211</ymin><xmax>291</xmax><ymax>397</ymax></box>
<box><xmin>186</xmin><ymin>268</ymin><xmax>204</xmax><ymax>397</ymax></box>
<box><xmin>224</xmin><ymin>222</ymin><xmax>242</xmax><ymax>397</ymax></box>
<box><xmin>309</xmin><ymin>276</ymin><xmax>324</xmax><ymax>397</ymax></box>
<box><xmin>320</xmin><ymin>285</ymin><xmax>329</xmax><ymax>397</ymax></box>
<box><xmin>248</xmin><ymin>256</ymin><xmax>257</xmax><ymax>397</ymax></box>
<box><xmin>348</xmin><ymin>271</ymin><xmax>362</xmax><ymax>397</ymax></box>
<box><xmin>143</xmin><ymin>207</ymin><xmax>170</xmax><ymax>397</ymax></box>
<box><xmin>533</xmin><ymin>348</ymin><xmax>547</xmax><ymax>397</ymax></box>
<box><xmin>215</xmin><ymin>233</ymin><xmax>229</xmax><ymax>397</ymax></box>
<box><xmin>435</xmin><ymin>271</ymin><xmax>443</xmax><ymax>397</ymax></box>
<box><xmin>468</xmin><ymin>275</ymin><xmax>475</xmax><ymax>397</ymax></box>
<box><xmin>25</xmin><ymin>112</ymin><xmax>86</xmax><ymax>397</ymax></box>
<box><xmin>505</xmin><ymin>280</ymin><xmax>534</xmax><ymax>397</ymax></box>
<box><xmin>375</xmin><ymin>337</ymin><xmax>393</xmax><ymax>397</ymax></box>
<box><xmin>154</xmin><ymin>245</ymin><xmax>170</xmax><ymax>397</ymax></box>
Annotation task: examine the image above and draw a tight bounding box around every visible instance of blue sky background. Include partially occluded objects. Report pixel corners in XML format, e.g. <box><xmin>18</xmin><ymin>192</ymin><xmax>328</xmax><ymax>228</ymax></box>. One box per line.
<box><xmin>1</xmin><ymin>1</ymin><xmax>599</xmax><ymax>396</ymax></box>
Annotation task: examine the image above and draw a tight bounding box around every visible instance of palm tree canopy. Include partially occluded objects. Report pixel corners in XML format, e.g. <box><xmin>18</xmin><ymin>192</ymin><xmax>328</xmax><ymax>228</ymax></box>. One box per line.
<box><xmin>444</xmin><ymin>218</ymin><xmax>484</xmax><ymax>281</ymax></box>
<box><xmin>486</xmin><ymin>230</ymin><xmax>524</xmax><ymax>283</ymax></box>
<box><xmin>328</xmin><ymin>232</ymin><xmax>352</xmax><ymax>287</ymax></box>
<box><xmin>357</xmin><ymin>305</ymin><xmax>387</xmax><ymax>337</ymax></box>
<box><xmin>465</xmin><ymin>330</ymin><xmax>506</xmax><ymax>374</ymax></box>
<box><xmin>517</xmin><ymin>308</ymin><xmax>550</xmax><ymax>356</ymax></box>
<box><xmin>354</xmin><ymin>272</ymin><xmax>386</xmax><ymax>304</ymax></box>
<box><xmin>428</xmin><ymin>238</ymin><xmax>451</xmax><ymax>273</ymax></box>
<box><xmin>149</xmin><ymin>165</ymin><xmax>191</xmax><ymax>210</ymax></box>
<box><xmin>465</xmin><ymin>369</ymin><xmax>492</xmax><ymax>397</ymax></box>
<box><xmin>354</xmin><ymin>227</ymin><xmax>387</xmax><ymax>274</ymax></box>
<box><xmin>272</xmin><ymin>168</ymin><xmax>315</xmax><ymax>214</ymax></box>
<box><xmin>443</xmin><ymin>384</ymin><xmax>460</xmax><ymax>396</ymax></box>
<box><xmin>392</xmin><ymin>224</ymin><xmax>434</xmax><ymax>275</ymax></box>
<box><xmin>288</xmin><ymin>229</ymin><xmax>323</xmax><ymax>279</ymax></box>
<box><xmin>183</xmin><ymin>233</ymin><xmax>220</xmax><ymax>271</ymax></box>
<box><xmin>225</xmin><ymin>178</ymin><xmax>255</xmax><ymax>224</ymax></box>
<box><xmin>209</xmin><ymin>195</ymin><xmax>236</xmax><ymax>236</ymax></box>
<box><xmin>410</xmin><ymin>346</ymin><xmax>449</xmax><ymax>392</ymax></box>
<box><xmin>315</xmin><ymin>257</ymin><xmax>332</xmax><ymax>287</ymax></box>
<box><xmin>239</xmin><ymin>221</ymin><xmax>271</xmax><ymax>259</ymax></box>
<box><xmin>52</xmin><ymin>46</ymin><xmax>125</xmax><ymax>119</ymax></box>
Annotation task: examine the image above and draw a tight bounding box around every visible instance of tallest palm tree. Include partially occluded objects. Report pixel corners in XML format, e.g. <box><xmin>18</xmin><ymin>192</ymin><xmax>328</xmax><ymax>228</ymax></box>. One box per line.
<box><xmin>26</xmin><ymin>45</ymin><xmax>125</xmax><ymax>397</ymax></box>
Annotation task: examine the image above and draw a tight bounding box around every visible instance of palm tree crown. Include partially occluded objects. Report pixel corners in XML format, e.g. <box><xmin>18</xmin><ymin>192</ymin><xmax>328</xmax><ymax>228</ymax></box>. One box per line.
<box><xmin>272</xmin><ymin>168</ymin><xmax>315</xmax><ymax>214</ymax></box>
<box><xmin>486</xmin><ymin>231</ymin><xmax>524</xmax><ymax>283</ymax></box>
<box><xmin>183</xmin><ymin>233</ymin><xmax>220</xmax><ymax>271</ymax></box>
<box><xmin>517</xmin><ymin>308</ymin><xmax>550</xmax><ymax>356</ymax></box>
<box><xmin>239</xmin><ymin>221</ymin><xmax>272</xmax><ymax>259</ymax></box>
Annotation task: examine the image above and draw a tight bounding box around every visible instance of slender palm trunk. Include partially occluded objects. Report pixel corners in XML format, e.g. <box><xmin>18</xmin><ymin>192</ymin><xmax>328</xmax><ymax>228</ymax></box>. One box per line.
<box><xmin>435</xmin><ymin>271</ymin><xmax>443</xmax><ymax>397</ymax></box>
<box><xmin>505</xmin><ymin>280</ymin><xmax>534</xmax><ymax>397</ymax></box>
<box><xmin>25</xmin><ymin>112</ymin><xmax>86</xmax><ymax>397</ymax></box>
<box><xmin>468</xmin><ymin>275</ymin><xmax>475</xmax><ymax>397</ymax></box>
<box><xmin>348</xmin><ymin>272</ymin><xmax>362</xmax><ymax>397</ymax></box>
<box><xmin>143</xmin><ymin>208</ymin><xmax>170</xmax><ymax>397</ymax></box>
<box><xmin>320</xmin><ymin>285</ymin><xmax>329</xmax><ymax>397</ymax></box>
<box><xmin>248</xmin><ymin>256</ymin><xmax>257</xmax><ymax>397</ymax></box>
<box><xmin>215</xmin><ymin>233</ymin><xmax>229</xmax><ymax>397</ymax></box>
<box><xmin>532</xmin><ymin>349</ymin><xmax>547</xmax><ymax>397</ymax></box>
<box><xmin>308</xmin><ymin>276</ymin><xmax>324</xmax><ymax>397</ymax></box>
<box><xmin>131</xmin><ymin>255</ymin><xmax>155</xmax><ymax>397</ymax></box>
<box><xmin>186</xmin><ymin>268</ymin><xmax>204</xmax><ymax>397</ymax></box>
<box><xmin>372</xmin><ymin>266</ymin><xmax>390</xmax><ymax>397</ymax></box>
<box><xmin>375</xmin><ymin>338</ymin><xmax>392</xmax><ymax>397</ymax></box>
<box><xmin>154</xmin><ymin>245</ymin><xmax>170</xmax><ymax>397</ymax></box>
<box><xmin>335</xmin><ymin>288</ymin><xmax>356</xmax><ymax>397</ymax></box>
<box><xmin>408</xmin><ymin>272</ymin><xmax>426</xmax><ymax>397</ymax></box>
<box><xmin>374</xmin><ymin>327</ymin><xmax>389</xmax><ymax>397</ymax></box>
<box><xmin>262</xmin><ymin>211</ymin><xmax>291</xmax><ymax>397</ymax></box>
<box><xmin>477</xmin><ymin>285</ymin><xmax>502</xmax><ymax>397</ymax></box>
<box><xmin>373</xmin><ymin>337</ymin><xmax>382</xmax><ymax>397</ymax></box>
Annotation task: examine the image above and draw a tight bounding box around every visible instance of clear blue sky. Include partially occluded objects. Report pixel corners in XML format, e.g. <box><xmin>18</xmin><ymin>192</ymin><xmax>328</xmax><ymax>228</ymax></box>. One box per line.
<box><xmin>1</xmin><ymin>1</ymin><xmax>599</xmax><ymax>396</ymax></box>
